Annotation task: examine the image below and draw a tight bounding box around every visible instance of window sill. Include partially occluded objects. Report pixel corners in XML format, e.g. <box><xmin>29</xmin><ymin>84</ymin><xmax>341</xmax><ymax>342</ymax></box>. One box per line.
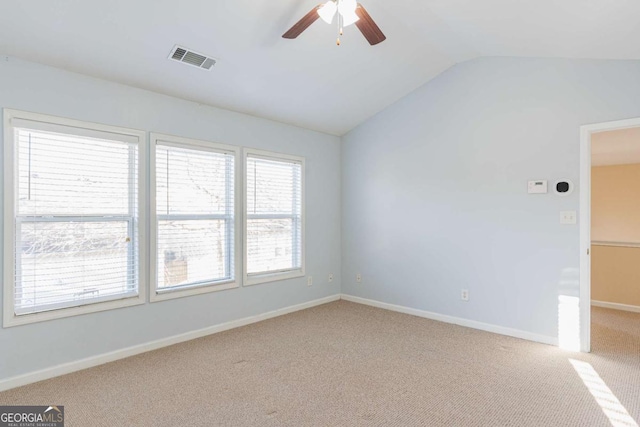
<box><xmin>150</xmin><ymin>280</ymin><xmax>239</xmax><ymax>302</ymax></box>
<box><xmin>3</xmin><ymin>293</ymin><xmax>145</xmax><ymax>328</ymax></box>
<box><xmin>243</xmin><ymin>269</ymin><xmax>305</xmax><ymax>287</ymax></box>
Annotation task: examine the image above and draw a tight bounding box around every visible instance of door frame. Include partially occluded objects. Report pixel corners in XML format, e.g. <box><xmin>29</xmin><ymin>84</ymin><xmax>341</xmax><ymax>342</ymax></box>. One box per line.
<box><xmin>579</xmin><ymin>116</ymin><xmax>640</xmax><ymax>352</ymax></box>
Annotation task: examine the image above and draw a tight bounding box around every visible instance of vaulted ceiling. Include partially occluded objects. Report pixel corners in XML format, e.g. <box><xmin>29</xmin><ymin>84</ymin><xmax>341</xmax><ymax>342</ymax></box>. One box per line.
<box><xmin>1</xmin><ymin>0</ymin><xmax>639</xmax><ymax>135</ymax></box>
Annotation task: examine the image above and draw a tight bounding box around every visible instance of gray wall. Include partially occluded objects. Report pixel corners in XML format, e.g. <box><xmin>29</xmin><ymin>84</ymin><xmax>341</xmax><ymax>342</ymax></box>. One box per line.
<box><xmin>341</xmin><ymin>57</ymin><xmax>640</xmax><ymax>341</ymax></box>
<box><xmin>0</xmin><ymin>57</ymin><xmax>341</xmax><ymax>380</ymax></box>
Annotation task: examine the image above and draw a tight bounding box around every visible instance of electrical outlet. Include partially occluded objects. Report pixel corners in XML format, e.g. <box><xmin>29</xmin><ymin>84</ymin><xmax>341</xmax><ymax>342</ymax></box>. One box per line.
<box><xmin>307</xmin><ymin>276</ymin><xmax>313</xmax><ymax>286</ymax></box>
<box><xmin>356</xmin><ymin>273</ymin><xmax>362</xmax><ymax>283</ymax></box>
<box><xmin>328</xmin><ymin>273</ymin><xmax>334</xmax><ymax>283</ymax></box>
<box><xmin>461</xmin><ymin>289</ymin><xmax>469</xmax><ymax>301</ymax></box>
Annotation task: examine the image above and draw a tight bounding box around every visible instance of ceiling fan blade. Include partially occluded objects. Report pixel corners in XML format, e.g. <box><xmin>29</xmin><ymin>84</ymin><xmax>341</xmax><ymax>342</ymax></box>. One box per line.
<box><xmin>355</xmin><ymin>3</ymin><xmax>386</xmax><ymax>45</ymax></box>
<box><xmin>282</xmin><ymin>5</ymin><xmax>321</xmax><ymax>39</ymax></box>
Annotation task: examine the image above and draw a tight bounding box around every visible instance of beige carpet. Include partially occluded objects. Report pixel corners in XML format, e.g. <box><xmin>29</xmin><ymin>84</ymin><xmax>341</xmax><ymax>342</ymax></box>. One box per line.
<box><xmin>1</xmin><ymin>301</ymin><xmax>639</xmax><ymax>426</ymax></box>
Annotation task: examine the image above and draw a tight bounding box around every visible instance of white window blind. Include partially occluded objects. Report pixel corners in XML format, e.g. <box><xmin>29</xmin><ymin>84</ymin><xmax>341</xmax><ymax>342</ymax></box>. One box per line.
<box><xmin>246</xmin><ymin>154</ymin><xmax>302</xmax><ymax>276</ymax></box>
<box><xmin>155</xmin><ymin>143</ymin><xmax>235</xmax><ymax>291</ymax></box>
<box><xmin>12</xmin><ymin>127</ymin><xmax>139</xmax><ymax>315</ymax></box>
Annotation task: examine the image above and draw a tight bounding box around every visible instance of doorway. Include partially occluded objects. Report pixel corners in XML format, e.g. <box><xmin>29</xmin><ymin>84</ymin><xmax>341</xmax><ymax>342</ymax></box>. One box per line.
<box><xmin>580</xmin><ymin>117</ymin><xmax>640</xmax><ymax>352</ymax></box>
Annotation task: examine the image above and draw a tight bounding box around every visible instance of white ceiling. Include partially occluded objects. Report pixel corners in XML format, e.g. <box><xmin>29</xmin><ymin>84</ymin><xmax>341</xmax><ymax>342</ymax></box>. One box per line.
<box><xmin>592</xmin><ymin>127</ymin><xmax>640</xmax><ymax>166</ymax></box>
<box><xmin>1</xmin><ymin>0</ymin><xmax>639</xmax><ymax>135</ymax></box>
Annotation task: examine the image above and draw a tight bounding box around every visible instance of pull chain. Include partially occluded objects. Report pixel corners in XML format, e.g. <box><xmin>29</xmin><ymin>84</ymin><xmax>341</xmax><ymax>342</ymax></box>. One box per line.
<box><xmin>336</xmin><ymin>1</ymin><xmax>341</xmax><ymax>46</ymax></box>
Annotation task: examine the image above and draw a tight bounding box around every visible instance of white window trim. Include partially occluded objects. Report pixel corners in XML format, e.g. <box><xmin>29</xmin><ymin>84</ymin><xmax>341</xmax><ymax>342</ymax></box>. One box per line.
<box><xmin>149</xmin><ymin>133</ymin><xmax>241</xmax><ymax>302</ymax></box>
<box><xmin>243</xmin><ymin>148</ymin><xmax>305</xmax><ymax>287</ymax></box>
<box><xmin>3</xmin><ymin>109</ymin><xmax>147</xmax><ymax>327</ymax></box>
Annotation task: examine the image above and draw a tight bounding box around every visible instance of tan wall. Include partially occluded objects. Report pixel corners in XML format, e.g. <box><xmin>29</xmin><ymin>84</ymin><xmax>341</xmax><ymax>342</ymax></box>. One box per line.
<box><xmin>592</xmin><ymin>163</ymin><xmax>640</xmax><ymax>242</ymax></box>
<box><xmin>591</xmin><ymin>163</ymin><xmax>640</xmax><ymax>307</ymax></box>
<box><xmin>591</xmin><ymin>245</ymin><xmax>640</xmax><ymax>306</ymax></box>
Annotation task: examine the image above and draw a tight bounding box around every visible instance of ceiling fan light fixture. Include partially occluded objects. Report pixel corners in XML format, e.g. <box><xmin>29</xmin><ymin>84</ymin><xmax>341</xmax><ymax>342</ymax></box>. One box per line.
<box><xmin>341</xmin><ymin>11</ymin><xmax>360</xmax><ymax>26</ymax></box>
<box><xmin>317</xmin><ymin>0</ymin><xmax>338</xmax><ymax>24</ymax></box>
<box><xmin>337</xmin><ymin>0</ymin><xmax>359</xmax><ymax>27</ymax></box>
<box><xmin>338</xmin><ymin>0</ymin><xmax>357</xmax><ymax>15</ymax></box>
<box><xmin>282</xmin><ymin>1</ymin><xmax>385</xmax><ymax>46</ymax></box>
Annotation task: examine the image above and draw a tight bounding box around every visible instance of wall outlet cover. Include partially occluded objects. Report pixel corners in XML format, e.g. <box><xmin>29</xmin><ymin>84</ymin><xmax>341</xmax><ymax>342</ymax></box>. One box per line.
<box><xmin>560</xmin><ymin>211</ymin><xmax>577</xmax><ymax>225</ymax></box>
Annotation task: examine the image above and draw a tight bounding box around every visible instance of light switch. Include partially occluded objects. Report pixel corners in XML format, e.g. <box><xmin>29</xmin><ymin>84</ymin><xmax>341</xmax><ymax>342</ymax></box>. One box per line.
<box><xmin>560</xmin><ymin>211</ymin><xmax>577</xmax><ymax>225</ymax></box>
<box><xmin>528</xmin><ymin>180</ymin><xmax>548</xmax><ymax>194</ymax></box>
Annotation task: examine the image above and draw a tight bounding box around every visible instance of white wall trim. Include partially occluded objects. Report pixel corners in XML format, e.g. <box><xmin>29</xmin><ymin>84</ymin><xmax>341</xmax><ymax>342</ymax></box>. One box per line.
<box><xmin>0</xmin><ymin>294</ymin><xmax>340</xmax><ymax>392</ymax></box>
<box><xmin>591</xmin><ymin>240</ymin><xmax>640</xmax><ymax>249</ymax></box>
<box><xmin>592</xmin><ymin>300</ymin><xmax>640</xmax><ymax>313</ymax></box>
<box><xmin>340</xmin><ymin>294</ymin><xmax>558</xmax><ymax>347</ymax></box>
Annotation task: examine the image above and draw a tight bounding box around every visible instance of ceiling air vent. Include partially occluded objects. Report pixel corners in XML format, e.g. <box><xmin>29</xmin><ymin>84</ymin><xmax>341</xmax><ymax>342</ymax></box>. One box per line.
<box><xmin>168</xmin><ymin>45</ymin><xmax>217</xmax><ymax>70</ymax></box>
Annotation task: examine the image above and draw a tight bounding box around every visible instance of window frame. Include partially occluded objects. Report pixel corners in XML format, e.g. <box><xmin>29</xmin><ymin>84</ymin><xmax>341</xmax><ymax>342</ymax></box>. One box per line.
<box><xmin>243</xmin><ymin>148</ymin><xmax>305</xmax><ymax>286</ymax></box>
<box><xmin>3</xmin><ymin>109</ymin><xmax>147</xmax><ymax>327</ymax></box>
<box><xmin>149</xmin><ymin>133</ymin><xmax>241</xmax><ymax>302</ymax></box>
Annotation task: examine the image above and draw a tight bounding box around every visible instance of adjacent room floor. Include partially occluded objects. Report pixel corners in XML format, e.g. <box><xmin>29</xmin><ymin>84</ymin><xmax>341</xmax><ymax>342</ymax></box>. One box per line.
<box><xmin>1</xmin><ymin>301</ymin><xmax>638</xmax><ymax>426</ymax></box>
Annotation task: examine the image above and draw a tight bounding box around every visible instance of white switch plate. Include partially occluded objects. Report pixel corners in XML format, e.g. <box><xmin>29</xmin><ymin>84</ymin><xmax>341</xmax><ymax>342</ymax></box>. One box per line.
<box><xmin>307</xmin><ymin>276</ymin><xmax>313</xmax><ymax>286</ymax></box>
<box><xmin>560</xmin><ymin>211</ymin><xmax>577</xmax><ymax>225</ymax></box>
<box><xmin>356</xmin><ymin>273</ymin><xmax>362</xmax><ymax>283</ymax></box>
<box><xmin>528</xmin><ymin>180</ymin><xmax>548</xmax><ymax>194</ymax></box>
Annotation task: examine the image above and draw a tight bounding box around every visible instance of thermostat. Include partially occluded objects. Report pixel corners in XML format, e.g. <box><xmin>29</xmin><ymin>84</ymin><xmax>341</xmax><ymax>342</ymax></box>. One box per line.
<box><xmin>554</xmin><ymin>179</ymin><xmax>574</xmax><ymax>196</ymax></box>
<box><xmin>528</xmin><ymin>180</ymin><xmax>548</xmax><ymax>194</ymax></box>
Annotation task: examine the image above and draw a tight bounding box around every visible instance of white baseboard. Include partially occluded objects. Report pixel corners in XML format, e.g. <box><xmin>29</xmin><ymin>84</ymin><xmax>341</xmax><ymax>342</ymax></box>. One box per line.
<box><xmin>340</xmin><ymin>294</ymin><xmax>558</xmax><ymax>347</ymax></box>
<box><xmin>592</xmin><ymin>300</ymin><xmax>640</xmax><ymax>313</ymax></box>
<box><xmin>0</xmin><ymin>294</ymin><xmax>340</xmax><ymax>392</ymax></box>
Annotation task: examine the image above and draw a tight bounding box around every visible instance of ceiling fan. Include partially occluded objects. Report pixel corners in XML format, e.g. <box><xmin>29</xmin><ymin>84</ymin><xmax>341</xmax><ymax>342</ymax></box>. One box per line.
<box><xmin>282</xmin><ymin>0</ymin><xmax>386</xmax><ymax>46</ymax></box>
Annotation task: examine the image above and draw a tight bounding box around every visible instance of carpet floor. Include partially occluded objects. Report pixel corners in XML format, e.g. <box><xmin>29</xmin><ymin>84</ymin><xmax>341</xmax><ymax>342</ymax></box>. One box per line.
<box><xmin>0</xmin><ymin>301</ymin><xmax>638</xmax><ymax>426</ymax></box>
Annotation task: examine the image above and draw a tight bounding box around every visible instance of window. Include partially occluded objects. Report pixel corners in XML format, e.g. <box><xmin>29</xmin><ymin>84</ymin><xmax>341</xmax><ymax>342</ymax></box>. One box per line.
<box><xmin>244</xmin><ymin>149</ymin><xmax>304</xmax><ymax>285</ymax></box>
<box><xmin>3</xmin><ymin>110</ymin><xmax>146</xmax><ymax>326</ymax></box>
<box><xmin>150</xmin><ymin>134</ymin><xmax>239</xmax><ymax>301</ymax></box>
<box><xmin>2</xmin><ymin>111</ymin><xmax>307</xmax><ymax>325</ymax></box>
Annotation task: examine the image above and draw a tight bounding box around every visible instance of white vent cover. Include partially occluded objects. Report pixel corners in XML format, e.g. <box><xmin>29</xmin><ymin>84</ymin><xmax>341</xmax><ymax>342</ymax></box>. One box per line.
<box><xmin>168</xmin><ymin>45</ymin><xmax>217</xmax><ymax>70</ymax></box>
